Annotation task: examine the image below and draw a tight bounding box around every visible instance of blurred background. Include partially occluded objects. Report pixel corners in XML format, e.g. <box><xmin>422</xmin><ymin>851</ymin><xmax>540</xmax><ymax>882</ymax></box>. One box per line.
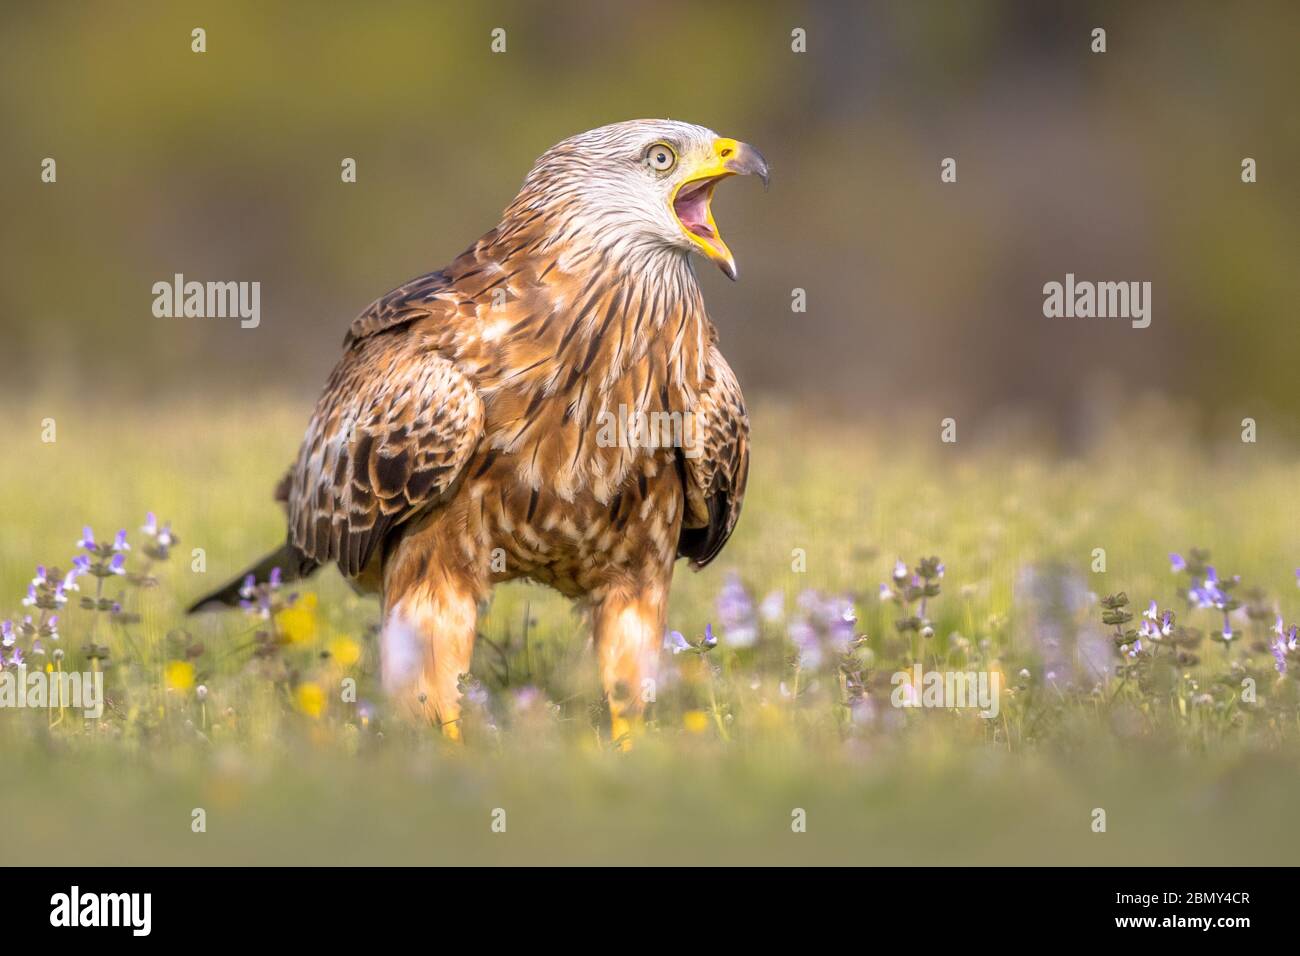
<box><xmin>2</xmin><ymin>0</ymin><xmax>1297</xmax><ymax>446</ymax></box>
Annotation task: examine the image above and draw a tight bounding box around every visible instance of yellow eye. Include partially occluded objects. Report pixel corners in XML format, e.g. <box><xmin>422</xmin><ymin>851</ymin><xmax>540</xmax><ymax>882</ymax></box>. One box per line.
<box><xmin>645</xmin><ymin>143</ymin><xmax>677</xmax><ymax>172</ymax></box>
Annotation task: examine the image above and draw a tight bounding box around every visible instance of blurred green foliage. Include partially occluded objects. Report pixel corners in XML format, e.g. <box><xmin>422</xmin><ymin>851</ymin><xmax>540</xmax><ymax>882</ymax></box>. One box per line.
<box><xmin>1</xmin><ymin>1</ymin><xmax>1297</xmax><ymax>434</ymax></box>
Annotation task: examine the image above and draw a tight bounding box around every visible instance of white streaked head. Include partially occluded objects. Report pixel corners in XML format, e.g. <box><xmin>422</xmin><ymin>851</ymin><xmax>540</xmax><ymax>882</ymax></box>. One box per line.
<box><xmin>507</xmin><ymin>119</ymin><xmax>768</xmax><ymax>279</ymax></box>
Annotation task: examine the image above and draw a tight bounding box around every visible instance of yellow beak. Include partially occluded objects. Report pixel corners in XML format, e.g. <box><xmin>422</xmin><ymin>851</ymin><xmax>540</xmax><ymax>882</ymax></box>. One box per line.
<box><xmin>670</xmin><ymin>137</ymin><xmax>769</xmax><ymax>280</ymax></box>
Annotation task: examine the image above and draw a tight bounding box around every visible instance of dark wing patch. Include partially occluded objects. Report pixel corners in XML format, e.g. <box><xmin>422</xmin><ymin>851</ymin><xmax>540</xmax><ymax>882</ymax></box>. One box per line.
<box><xmin>287</xmin><ymin>335</ymin><xmax>484</xmax><ymax>577</ymax></box>
<box><xmin>343</xmin><ymin>270</ymin><xmax>454</xmax><ymax>346</ymax></box>
<box><xmin>677</xmin><ymin>346</ymin><xmax>749</xmax><ymax>568</ymax></box>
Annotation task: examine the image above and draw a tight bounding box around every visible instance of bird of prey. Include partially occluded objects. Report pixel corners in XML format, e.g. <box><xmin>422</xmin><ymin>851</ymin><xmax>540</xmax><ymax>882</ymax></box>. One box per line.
<box><xmin>190</xmin><ymin>120</ymin><xmax>765</xmax><ymax>743</ymax></box>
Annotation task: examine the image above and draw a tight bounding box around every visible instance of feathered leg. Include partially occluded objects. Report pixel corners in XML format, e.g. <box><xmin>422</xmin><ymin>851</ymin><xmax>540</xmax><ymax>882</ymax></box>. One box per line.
<box><xmin>593</xmin><ymin>580</ymin><xmax>667</xmax><ymax>750</ymax></box>
<box><xmin>381</xmin><ymin>517</ymin><xmax>484</xmax><ymax>739</ymax></box>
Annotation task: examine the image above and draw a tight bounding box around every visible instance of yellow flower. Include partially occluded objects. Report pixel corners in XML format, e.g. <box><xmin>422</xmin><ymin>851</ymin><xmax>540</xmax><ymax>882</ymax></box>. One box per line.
<box><xmin>295</xmin><ymin>682</ymin><xmax>326</xmax><ymax>719</ymax></box>
<box><xmin>276</xmin><ymin>594</ymin><xmax>318</xmax><ymax>644</ymax></box>
<box><xmin>165</xmin><ymin>660</ymin><xmax>195</xmax><ymax>692</ymax></box>
<box><xmin>327</xmin><ymin>636</ymin><xmax>362</xmax><ymax>667</ymax></box>
<box><xmin>683</xmin><ymin>709</ymin><xmax>710</xmax><ymax>734</ymax></box>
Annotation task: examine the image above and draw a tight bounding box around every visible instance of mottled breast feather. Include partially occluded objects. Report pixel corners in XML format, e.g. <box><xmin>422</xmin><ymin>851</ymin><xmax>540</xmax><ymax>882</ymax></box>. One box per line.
<box><xmin>288</xmin><ymin>315</ymin><xmax>485</xmax><ymax>577</ymax></box>
<box><xmin>677</xmin><ymin>343</ymin><xmax>749</xmax><ymax>568</ymax></box>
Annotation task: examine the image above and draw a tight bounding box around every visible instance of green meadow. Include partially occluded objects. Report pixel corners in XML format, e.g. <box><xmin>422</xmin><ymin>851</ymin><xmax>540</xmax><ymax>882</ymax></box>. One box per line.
<box><xmin>2</xmin><ymin>397</ymin><xmax>1298</xmax><ymax>865</ymax></box>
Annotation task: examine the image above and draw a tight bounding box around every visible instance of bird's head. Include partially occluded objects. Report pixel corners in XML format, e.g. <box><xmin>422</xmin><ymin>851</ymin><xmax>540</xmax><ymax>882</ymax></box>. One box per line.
<box><xmin>511</xmin><ymin>119</ymin><xmax>768</xmax><ymax>280</ymax></box>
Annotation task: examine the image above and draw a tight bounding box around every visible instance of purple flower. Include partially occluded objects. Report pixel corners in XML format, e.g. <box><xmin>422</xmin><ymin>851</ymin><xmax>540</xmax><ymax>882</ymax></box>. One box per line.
<box><xmin>1272</xmin><ymin>640</ymin><xmax>1288</xmax><ymax>674</ymax></box>
<box><xmin>1</xmin><ymin>620</ymin><xmax>13</xmax><ymax>647</ymax></box>
<box><xmin>112</xmin><ymin>529</ymin><xmax>130</xmax><ymax>552</ymax></box>
<box><xmin>142</xmin><ymin>512</ymin><xmax>176</xmax><ymax>548</ymax></box>
<box><xmin>1190</xmin><ymin>567</ymin><xmax>1228</xmax><ymax>610</ymax></box>
<box><xmin>511</xmin><ymin>686</ymin><xmax>543</xmax><ymax>712</ymax></box>
<box><xmin>108</xmin><ymin>553</ymin><xmax>126</xmax><ymax>575</ymax></box>
<box><xmin>1138</xmin><ymin>602</ymin><xmax>1173</xmax><ymax>641</ymax></box>
<box><xmin>1273</xmin><ymin>617</ymin><xmax>1297</xmax><ymax>645</ymax></box>
<box><xmin>701</xmin><ymin>623</ymin><xmax>717</xmax><ymax>649</ymax></box>
<box><xmin>240</xmin><ymin>584</ymin><xmax>272</xmax><ymax>617</ymax></box>
<box><xmin>824</xmin><ymin>597</ymin><xmax>857</xmax><ymax>649</ymax></box>
<box><xmin>892</xmin><ymin>559</ymin><xmax>908</xmax><ymax>582</ymax></box>
<box><xmin>789</xmin><ymin>589</ymin><xmax>858</xmax><ymax>667</ymax></box>
<box><xmin>715</xmin><ymin>572</ymin><xmax>757</xmax><ymax>647</ymax></box>
<box><xmin>269</xmin><ymin>567</ymin><xmax>283</xmax><ymax>589</ymax></box>
<box><xmin>1270</xmin><ymin>617</ymin><xmax>1295</xmax><ymax>673</ymax></box>
<box><xmin>758</xmin><ymin>590</ymin><xmax>784</xmax><ymax>623</ymax></box>
<box><xmin>8</xmin><ymin>646</ymin><xmax>23</xmax><ymax>667</ymax></box>
<box><xmin>77</xmin><ymin>526</ymin><xmax>96</xmax><ymax>551</ymax></box>
<box><xmin>1169</xmin><ymin>553</ymin><xmax>1186</xmax><ymax>573</ymax></box>
<box><xmin>664</xmin><ymin>630</ymin><xmax>692</xmax><ymax>655</ymax></box>
<box><xmin>789</xmin><ymin>617</ymin><xmax>822</xmax><ymax>669</ymax></box>
<box><xmin>21</xmin><ymin>583</ymin><xmax>36</xmax><ymax>607</ymax></box>
<box><xmin>32</xmin><ymin>566</ymin><xmax>47</xmax><ymax>586</ymax></box>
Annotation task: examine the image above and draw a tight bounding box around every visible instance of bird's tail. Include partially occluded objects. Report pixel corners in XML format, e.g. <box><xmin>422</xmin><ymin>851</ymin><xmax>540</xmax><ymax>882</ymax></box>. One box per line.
<box><xmin>186</xmin><ymin>543</ymin><xmax>316</xmax><ymax>613</ymax></box>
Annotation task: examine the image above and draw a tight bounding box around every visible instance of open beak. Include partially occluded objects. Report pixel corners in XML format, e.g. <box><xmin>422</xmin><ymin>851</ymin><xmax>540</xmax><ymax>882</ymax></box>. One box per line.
<box><xmin>671</xmin><ymin>137</ymin><xmax>768</xmax><ymax>280</ymax></box>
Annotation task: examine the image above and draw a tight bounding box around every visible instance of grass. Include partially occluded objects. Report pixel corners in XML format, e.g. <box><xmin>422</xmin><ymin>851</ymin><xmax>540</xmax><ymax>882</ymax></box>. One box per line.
<box><xmin>1</xmin><ymin>394</ymin><xmax>1298</xmax><ymax>865</ymax></box>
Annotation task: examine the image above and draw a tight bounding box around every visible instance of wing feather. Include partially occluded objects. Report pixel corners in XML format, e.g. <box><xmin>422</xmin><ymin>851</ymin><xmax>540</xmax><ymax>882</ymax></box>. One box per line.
<box><xmin>288</xmin><ymin>331</ymin><xmax>484</xmax><ymax>577</ymax></box>
<box><xmin>677</xmin><ymin>345</ymin><xmax>749</xmax><ymax>567</ymax></box>
<box><xmin>343</xmin><ymin>270</ymin><xmax>454</xmax><ymax>346</ymax></box>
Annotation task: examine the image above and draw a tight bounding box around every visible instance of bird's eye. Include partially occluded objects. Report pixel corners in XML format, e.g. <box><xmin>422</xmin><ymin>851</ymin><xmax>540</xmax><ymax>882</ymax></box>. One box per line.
<box><xmin>645</xmin><ymin>143</ymin><xmax>677</xmax><ymax>172</ymax></box>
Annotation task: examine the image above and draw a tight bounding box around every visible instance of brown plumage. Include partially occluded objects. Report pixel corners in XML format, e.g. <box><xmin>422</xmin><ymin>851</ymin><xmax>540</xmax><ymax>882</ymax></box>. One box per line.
<box><xmin>190</xmin><ymin>120</ymin><xmax>766</xmax><ymax>743</ymax></box>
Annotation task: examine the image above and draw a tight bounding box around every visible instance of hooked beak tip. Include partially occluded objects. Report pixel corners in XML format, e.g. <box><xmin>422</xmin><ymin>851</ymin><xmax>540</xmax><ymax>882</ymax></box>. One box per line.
<box><xmin>723</xmin><ymin>142</ymin><xmax>769</xmax><ymax>189</ymax></box>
